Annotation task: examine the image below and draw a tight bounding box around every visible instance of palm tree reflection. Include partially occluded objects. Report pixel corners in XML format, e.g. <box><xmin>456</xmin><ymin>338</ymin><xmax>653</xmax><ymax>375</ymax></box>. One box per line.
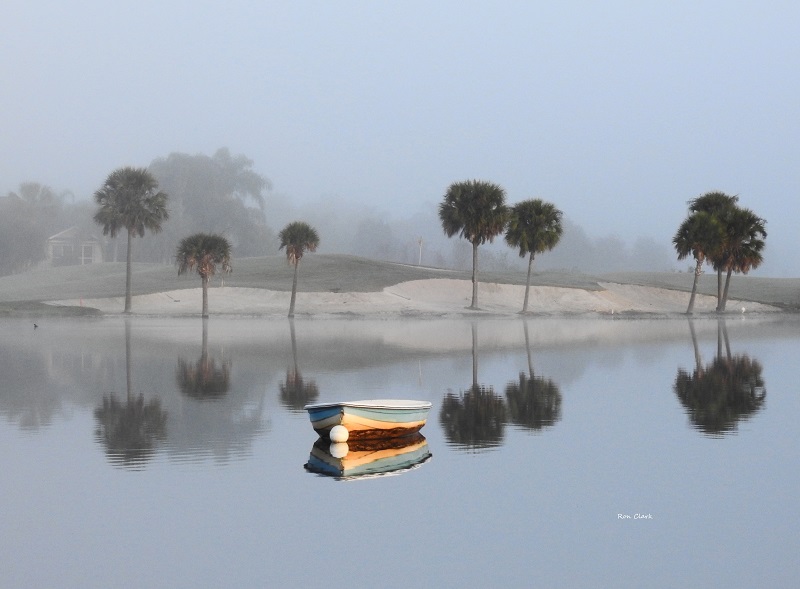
<box><xmin>176</xmin><ymin>319</ymin><xmax>231</xmax><ymax>400</ymax></box>
<box><xmin>505</xmin><ymin>375</ymin><xmax>561</xmax><ymax>431</ymax></box>
<box><xmin>94</xmin><ymin>394</ymin><xmax>168</xmax><ymax>466</ymax></box>
<box><xmin>279</xmin><ymin>320</ymin><xmax>319</xmax><ymax>412</ymax></box>
<box><xmin>674</xmin><ymin>320</ymin><xmax>766</xmax><ymax>436</ymax></box>
<box><xmin>439</xmin><ymin>323</ymin><xmax>506</xmax><ymax>450</ymax></box>
<box><xmin>505</xmin><ymin>321</ymin><xmax>562</xmax><ymax>431</ymax></box>
<box><xmin>440</xmin><ymin>384</ymin><xmax>506</xmax><ymax>450</ymax></box>
<box><xmin>94</xmin><ymin>319</ymin><xmax>167</xmax><ymax>467</ymax></box>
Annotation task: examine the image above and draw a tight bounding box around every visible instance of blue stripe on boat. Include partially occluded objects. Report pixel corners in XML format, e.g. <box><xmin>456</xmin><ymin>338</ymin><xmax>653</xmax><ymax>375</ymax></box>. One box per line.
<box><xmin>306</xmin><ymin>406</ymin><xmax>341</xmax><ymax>421</ymax></box>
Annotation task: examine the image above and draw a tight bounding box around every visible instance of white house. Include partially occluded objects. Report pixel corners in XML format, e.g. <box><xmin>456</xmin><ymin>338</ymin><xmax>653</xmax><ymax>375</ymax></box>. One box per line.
<box><xmin>47</xmin><ymin>227</ymin><xmax>104</xmax><ymax>266</ymax></box>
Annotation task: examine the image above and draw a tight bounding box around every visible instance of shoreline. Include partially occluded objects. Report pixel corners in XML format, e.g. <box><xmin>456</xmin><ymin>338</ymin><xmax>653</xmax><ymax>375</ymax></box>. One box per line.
<box><xmin>39</xmin><ymin>278</ymin><xmax>783</xmax><ymax>319</ymax></box>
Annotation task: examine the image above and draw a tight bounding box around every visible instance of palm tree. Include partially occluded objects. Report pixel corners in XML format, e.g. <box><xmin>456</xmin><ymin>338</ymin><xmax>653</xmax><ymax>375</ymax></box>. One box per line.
<box><xmin>175</xmin><ymin>233</ymin><xmax>232</xmax><ymax>318</ymax></box>
<box><xmin>673</xmin><ymin>211</ymin><xmax>724</xmax><ymax>314</ymax></box>
<box><xmin>716</xmin><ymin>207</ymin><xmax>766</xmax><ymax>311</ymax></box>
<box><xmin>94</xmin><ymin>167</ymin><xmax>169</xmax><ymax>313</ymax></box>
<box><xmin>504</xmin><ymin>199</ymin><xmax>563</xmax><ymax>313</ymax></box>
<box><xmin>278</xmin><ymin>221</ymin><xmax>320</xmax><ymax>318</ymax></box>
<box><xmin>439</xmin><ymin>180</ymin><xmax>508</xmax><ymax>309</ymax></box>
<box><xmin>688</xmin><ymin>191</ymin><xmax>738</xmax><ymax>310</ymax></box>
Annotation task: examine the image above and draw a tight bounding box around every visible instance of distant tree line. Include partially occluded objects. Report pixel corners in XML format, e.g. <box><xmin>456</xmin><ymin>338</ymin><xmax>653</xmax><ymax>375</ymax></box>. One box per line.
<box><xmin>2</xmin><ymin>150</ymin><xmax>766</xmax><ymax>319</ymax></box>
<box><xmin>1</xmin><ymin>147</ymin><xmax>674</xmax><ymax>278</ymax></box>
<box><xmin>131</xmin><ymin>148</ymin><xmax>275</xmax><ymax>264</ymax></box>
<box><xmin>275</xmin><ymin>198</ymin><xmax>675</xmax><ymax>275</ymax></box>
<box><xmin>0</xmin><ymin>148</ymin><xmax>274</xmax><ymax>276</ymax></box>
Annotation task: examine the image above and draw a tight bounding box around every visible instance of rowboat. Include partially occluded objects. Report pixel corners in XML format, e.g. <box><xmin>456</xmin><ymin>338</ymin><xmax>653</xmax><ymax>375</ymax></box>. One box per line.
<box><xmin>303</xmin><ymin>399</ymin><xmax>432</xmax><ymax>440</ymax></box>
<box><xmin>304</xmin><ymin>434</ymin><xmax>432</xmax><ymax>480</ymax></box>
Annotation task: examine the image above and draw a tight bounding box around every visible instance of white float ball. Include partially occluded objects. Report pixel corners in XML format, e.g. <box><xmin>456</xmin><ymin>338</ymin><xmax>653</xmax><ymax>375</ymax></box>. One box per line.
<box><xmin>329</xmin><ymin>442</ymin><xmax>349</xmax><ymax>458</ymax></box>
<box><xmin>329</xmin><ymin>425</ymin><xmax>349</xmax><ymax>443</ymax></box>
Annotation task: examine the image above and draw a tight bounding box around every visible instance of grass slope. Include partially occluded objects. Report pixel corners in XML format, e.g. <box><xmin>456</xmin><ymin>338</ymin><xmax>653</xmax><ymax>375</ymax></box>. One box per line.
<box><xmin>1</xmin><ymin>255</ymin><xmax>798</xmax><ymax>310</ymax></box>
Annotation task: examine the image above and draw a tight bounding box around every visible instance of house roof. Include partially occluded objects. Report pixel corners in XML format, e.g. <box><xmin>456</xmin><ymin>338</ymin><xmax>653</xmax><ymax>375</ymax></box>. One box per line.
<box><xmin>0</xmin><ymin>193</ymin><xmax>22</xmax><ymax>207</ymax></box>
<box><xmin>48</xmin><ymin>226</ymin><xmax>103</xmax><ymax>242</ymax></box>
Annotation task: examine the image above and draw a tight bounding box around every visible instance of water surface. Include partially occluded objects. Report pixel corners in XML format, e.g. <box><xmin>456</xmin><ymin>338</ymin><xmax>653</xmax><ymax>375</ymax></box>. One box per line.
<box><xmin>1</xmin><ymin>316</ymin><xmax>798</xmax><ymax>588</ymax></box>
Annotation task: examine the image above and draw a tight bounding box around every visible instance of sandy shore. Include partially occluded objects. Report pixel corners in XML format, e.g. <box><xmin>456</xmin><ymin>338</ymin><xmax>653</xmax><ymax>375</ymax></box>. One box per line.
<box><xmin>48</xmin><ymin>278</ymin><xmax>780</xmax><ymax>318</ymax></box>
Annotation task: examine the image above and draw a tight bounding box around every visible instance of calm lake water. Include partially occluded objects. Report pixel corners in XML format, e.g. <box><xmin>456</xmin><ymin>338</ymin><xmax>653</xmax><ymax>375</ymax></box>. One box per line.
<box><xmin>1</xmin><ymin>315</ymin><xmax>799</xmax><ymax>588</ymax></box>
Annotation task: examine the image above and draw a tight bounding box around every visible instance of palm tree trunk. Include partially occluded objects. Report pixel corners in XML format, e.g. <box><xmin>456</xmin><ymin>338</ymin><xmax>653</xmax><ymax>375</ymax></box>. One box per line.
<box><xmin>522</xmin><ymin>252</ymin><xmax>534</xmax><ymax>313</ymax></box>
<box><xmin>721</xmin><ymin>268</ymin><xmax>733</xmax><ymax>312</ymax></box>
<box><xmin>470</xmin><ymin>241</ymin><xmax>479</xmax><ymax>309</ymax></box>
<box><xmin>289</xmin><ymin>261</ymin><xmax>299</xmax><ymax>317</ymax></box>
<box><xmin>716</xmin><ymin>269</ymin><xmax>723</xmax><ymax>312</ymax></box>
<box><xmin>124</xmin><ymin>228</ymin><xmax>133</xmax><ymax>313</ymax></box>
<box><xmin>201</xmin><ymin>274</ymin><xmax>209</xmax><ymax>318</ymax></box>
<box><xmin>687</xmin><ymin>259</ymin><xmax>702</xmax><ymax>314</ymax></box>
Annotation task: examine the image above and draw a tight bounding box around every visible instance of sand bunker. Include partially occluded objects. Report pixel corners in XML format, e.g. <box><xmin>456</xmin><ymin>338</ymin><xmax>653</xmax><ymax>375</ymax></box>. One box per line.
<box><xmin>48</xmin><ymin>278</ymin><xmax>779</xmax><ymax>317</ymax></box>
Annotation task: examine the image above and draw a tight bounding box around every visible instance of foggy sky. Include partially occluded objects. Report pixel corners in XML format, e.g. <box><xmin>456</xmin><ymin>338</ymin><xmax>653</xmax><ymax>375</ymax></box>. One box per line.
<box><xmin>3</xmin><ymin>1</ymin><xmax>798</xmax><ymax>275</ymax></box>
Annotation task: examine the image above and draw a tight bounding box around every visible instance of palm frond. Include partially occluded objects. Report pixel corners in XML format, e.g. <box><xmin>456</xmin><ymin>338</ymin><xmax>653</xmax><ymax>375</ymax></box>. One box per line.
<box><xmin>505</xmin><ymin>198</ymin><xmax>563</xmax><ymax>257</ymax></box>
<box><xmin>278</xmin><ymin>221</ymin><xmax>320</xmax><ymax>265</ymax></box>
<box><xmin>175</xmin><ymin>232</ymin><xmax>233</xmax><ymax>278</ymax></box>
<box><xmin>93</xmin><ymin>167</ymin><xmax>169</xmax><ymax>239</ymax></box>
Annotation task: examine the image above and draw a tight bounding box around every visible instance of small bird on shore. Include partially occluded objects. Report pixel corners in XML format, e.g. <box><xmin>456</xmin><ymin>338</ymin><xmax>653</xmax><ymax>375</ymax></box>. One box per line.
<box><xmin>33</xmin><ymin>323</ymin><xmax>38</xmax><ymax>329</ymax></box>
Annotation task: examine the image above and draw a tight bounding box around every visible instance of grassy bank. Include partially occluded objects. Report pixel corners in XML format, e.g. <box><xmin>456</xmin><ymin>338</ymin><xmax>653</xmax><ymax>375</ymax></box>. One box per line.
<box><xmin>1</xmin><ymin>254</ymin><xmax>798</xmax><ymax>312</ymax></box>
<box><xmin>0</xmin><ymin>301</ymin><xmax>102</xmax><ymax>318</ymax></box>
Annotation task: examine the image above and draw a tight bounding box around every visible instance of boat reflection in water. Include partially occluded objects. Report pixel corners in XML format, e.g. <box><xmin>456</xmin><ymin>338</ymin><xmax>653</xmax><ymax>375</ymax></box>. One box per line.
<box><xmin>304</xmin><ymin>433</ymin><xmax>432</xmax><ymax>481</ymax></box>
